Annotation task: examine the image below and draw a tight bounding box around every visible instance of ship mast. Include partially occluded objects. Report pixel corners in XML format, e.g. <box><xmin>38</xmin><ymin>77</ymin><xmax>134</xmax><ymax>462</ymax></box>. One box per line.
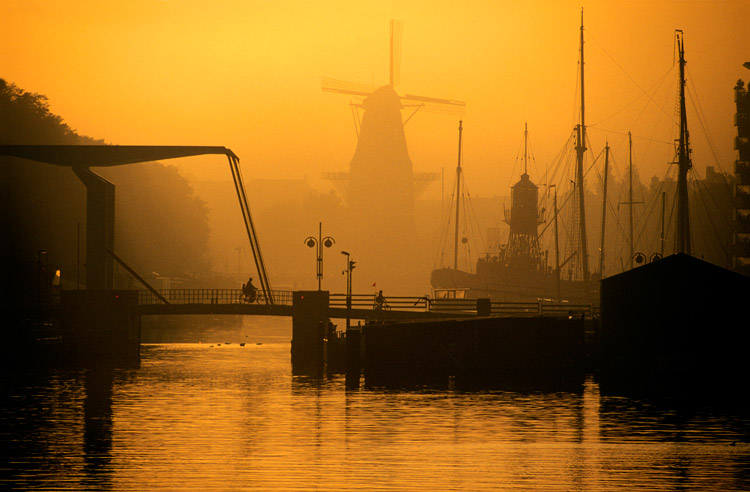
<box><xmin>628</xmin><ymin>132</ymin><xmax>635</xmax><ymax>268</ymax></box>
<box><xmin>675</xmin><ymin>30</ymin><xmax>692</xmax><ymax>255</ymax></box>
<box><xmin>599</xmin><ymin>142</ymin><xmax>609</xmax><ymax>277</ymax></box>
<box><xmin>575</xmin><ymin>9</ymin><xmax>590</xmax><ymax>281</ymax></box>
<box><xmin>454</xmin><ymin>120</ymin><xmax>463</xmax><ymax>270</ymax></box>
<box><xmin>523</xmin><ymin>122</ymin><xmax>529</xmax><ymax>174</ymax></box>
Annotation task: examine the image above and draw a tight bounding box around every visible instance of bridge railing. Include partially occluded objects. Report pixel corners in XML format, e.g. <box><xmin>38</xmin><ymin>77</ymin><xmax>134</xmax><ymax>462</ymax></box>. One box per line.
<box><xmin>137</xmin><ymin>289</ymin><xmax>294</xmax><ymax>306</ymax></box>
<box><xmin>330</xmin><ymin>294</ymin><xmax>596</xmax><ymax>317</ymax></box>
<box><xmin>329</xmin><ymin>294</ymin><xmax>430</xmax><ymax>311</ymax></box>
<box><xmin>490</xmin><ymin>301</ymin><xmax>595</xmax><ymax>317</ymax></box>
<box><xmin>135</xmin><ymin>290</ymin><xmax>595</xmax><ymax>317</ymax></box>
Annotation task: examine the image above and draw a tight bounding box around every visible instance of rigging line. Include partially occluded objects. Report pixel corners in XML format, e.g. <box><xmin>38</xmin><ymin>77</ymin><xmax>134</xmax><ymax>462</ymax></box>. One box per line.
<box><xmin>645</xmin><ymin>165</ymin><xmax>679</xmax><ymax>254</ymax></box>
<box><xmin>595</xmin><ymin>65</ymin><xmax>677</xmax><ymax>128</ymax></box>
<box><xmin>634</xmin><ymin>184</ymin><xmax>663</xmax><ymax>253</ymax></box>
<box><xmin>663</xmin><ymin>167</ymin><xmax>679</xmax><ymax>254</ymax></box>
<box><xmin>546</xmin><ymin>131</ymin><xmax>577</xmax><ymax>188</ymax></box>
<box><xmin>587</xmin><ymin>32</ymin><xmax>676</xmax><ymax>122</ymax></box>
<box><xmin>588</xmin><ymin>127</ymin><xmax>673</xmax><ymax>146</ymax></box>
<box><xmin>686</xmin><ymin>69</ymin><xmax>730</xmax><ymax>176</ymax></box>
<box><xmin>538</xmin><ymin>185</ymin><xmax>577</xmax><ymax>238</ymax></box>
<box><xmin>631</xmin><ymin>156</ymin><xmax>676</xmax><ymax>250</ymax></box>
<box><xmin>592</xmin><ymin>153</ymin><xmax>631</xmax><ymax>247</ymax></box>
<box><xmin>434</xmin><ymin>180</ymin><xmax>457</xmax><ymax>269</ymax></box>
<box><xmin>604</xmin><ymin>152</ymin><xmax>634</xmax><ymax>250</ymax></box>
<box><xmin>689</xmin><ymin>165</ymin><xmax>735</xmax><ymax>235</ymax></box>
<box><xmin>462</xmin><ymin>175</ymin><xmax>487</xmax><ymax>255</ymax></box>
<box><xmin>525</xmin><ymin>129</ymin><xmax>542</xmax><ymax>185</ymax></box>
<box><xmin>691</xmin><ymin>169</ymin><xmax>731</xmax><ymax>261</ymax></box>
<box><xmin>582</xmin><ymin>138</ymin><xmax>604</xmax><ymax>181</ymax></box>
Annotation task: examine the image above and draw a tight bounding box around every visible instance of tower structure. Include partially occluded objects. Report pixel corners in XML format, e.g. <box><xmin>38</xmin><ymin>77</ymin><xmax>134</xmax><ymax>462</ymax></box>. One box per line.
<box><xmin>503</xmin><ymin>124</ymin><xmax>544</xmax><ymax>275</ymax></box>
<box><xmin>504</xmin><ymin>173</ymin><xmax>544</xmax><ymax>274</ymax></box>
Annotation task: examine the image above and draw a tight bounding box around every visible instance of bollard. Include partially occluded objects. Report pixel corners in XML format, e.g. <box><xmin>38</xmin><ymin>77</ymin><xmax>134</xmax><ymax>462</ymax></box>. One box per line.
<box><xmin>476</xmin><ymin>298</ymin><xmax>491</xmax><ymax>316</ymax></box>
<box><xmin>291</xmin><ymin>290</ymin><xmax>329</xmax><ymax>376</ymax></box>
<box><xmin>345</xmin><ymin>328</ymin><xmax>362</xmax><ymax>389</ymax></box>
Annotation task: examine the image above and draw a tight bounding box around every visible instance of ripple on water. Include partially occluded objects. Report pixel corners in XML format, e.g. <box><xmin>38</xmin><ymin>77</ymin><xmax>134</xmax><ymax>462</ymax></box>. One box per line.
<box><xmin>2</xmin><ymin>318</ymin><xmax>750</xmax><ymax>491</ymax></box>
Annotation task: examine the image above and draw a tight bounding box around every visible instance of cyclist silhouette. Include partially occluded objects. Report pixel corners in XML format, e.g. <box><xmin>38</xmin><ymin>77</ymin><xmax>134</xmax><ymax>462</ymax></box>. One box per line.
<box><xmin>242</xmin><ymin>277</ymin><xmax>258</xmax><ymax>303</ymax></box>
<box><xmin>374</xmin><ymin>290</ymin><xmax>386</xmax><ymax>310</ymax></box>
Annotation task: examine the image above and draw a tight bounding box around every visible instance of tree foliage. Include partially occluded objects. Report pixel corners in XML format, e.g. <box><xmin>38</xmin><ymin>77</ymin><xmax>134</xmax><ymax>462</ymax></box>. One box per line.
<box><xmin>2</xmin><ymin>78</ymin><xmax>211</xmax><ymax>289</ymax></box>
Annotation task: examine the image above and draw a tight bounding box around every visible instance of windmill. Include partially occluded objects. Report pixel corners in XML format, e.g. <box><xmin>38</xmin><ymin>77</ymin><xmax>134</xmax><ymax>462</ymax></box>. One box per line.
<box><xmin>322</xmin><ymin>20</ymin><xmax>465</xmax><ymax>222</ymax></box>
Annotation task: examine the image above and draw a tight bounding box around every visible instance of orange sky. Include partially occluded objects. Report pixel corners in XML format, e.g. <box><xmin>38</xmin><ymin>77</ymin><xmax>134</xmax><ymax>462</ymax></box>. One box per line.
<box><xmin>3</xmin><ymin>0</ymin><xmax>748</xmax><ymax>198</ymax></box>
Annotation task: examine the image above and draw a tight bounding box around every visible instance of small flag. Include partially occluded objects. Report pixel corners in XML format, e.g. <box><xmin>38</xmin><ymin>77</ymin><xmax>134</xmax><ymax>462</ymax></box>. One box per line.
<box><xmin>372</xmin><ymin>282</ymin><xmax>376</xmax><ymax>287</ymax></box>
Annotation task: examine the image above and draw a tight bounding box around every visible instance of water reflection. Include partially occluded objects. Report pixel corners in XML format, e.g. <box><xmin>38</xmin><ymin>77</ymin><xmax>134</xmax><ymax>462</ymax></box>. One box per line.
<box><xmin>82</xmin><ymin>368</ymin><xmax>113</xmax><ymax>490</ymax></box>
<box><xmin>2</xmin><ymin>317</ymin><xmax>749</xmax><ymax>491</ymax></box>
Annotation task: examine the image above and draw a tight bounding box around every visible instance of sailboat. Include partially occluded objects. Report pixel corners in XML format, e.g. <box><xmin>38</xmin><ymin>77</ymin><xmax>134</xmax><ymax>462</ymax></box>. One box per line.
<box><xmin>430</xmin><ymin>13</ymin><xmax>599</xmax><ymax>305</ymax></box>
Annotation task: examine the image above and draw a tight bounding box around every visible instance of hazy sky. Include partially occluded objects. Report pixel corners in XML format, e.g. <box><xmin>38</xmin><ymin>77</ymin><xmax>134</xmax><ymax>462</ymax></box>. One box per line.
<box><xmin>4</xmin><ymin>0</ymin><xmax>748</xmax><ymax>198</ymax></box>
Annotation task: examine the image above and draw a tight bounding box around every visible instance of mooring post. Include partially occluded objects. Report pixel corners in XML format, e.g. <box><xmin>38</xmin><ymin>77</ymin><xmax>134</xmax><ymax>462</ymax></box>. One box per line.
<box><xmin>345</xmin><ymin>325</ymin><xmax>362</xmax><ymax>389</ymax></box>
<box><xmin>291</xmin><ymin>290</ymin><xmax>329</xmax><ymax>376</ymax></box>
<box><xmin>477</xmin><ymin>298</ymin><xmax>491</xmax><ymax>316</ymax></box>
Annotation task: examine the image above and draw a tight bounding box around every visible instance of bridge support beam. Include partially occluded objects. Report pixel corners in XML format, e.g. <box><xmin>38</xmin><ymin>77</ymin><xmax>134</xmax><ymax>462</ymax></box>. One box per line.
<box><xmin>72</xmin><ymin>167</ymin><xmax>115</xmax><ymax>291</ymax></box>
<box><xmin>291</xmin><ymin>291</ymin><xmax>329</xmax><ymax>376</ymax></box>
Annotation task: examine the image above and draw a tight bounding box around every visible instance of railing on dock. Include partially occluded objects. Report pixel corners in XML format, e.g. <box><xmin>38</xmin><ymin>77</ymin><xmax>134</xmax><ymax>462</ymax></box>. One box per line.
<box><xmin>329</xmin><ymin>294</ymin><xmax>431</xmax><ymax>312</ymax></box>
<box><xmin>329</xmin><ymin>294</ymin><xmax>596</xmax><ymax>318</ymax></box>
<box><xmin>135</xmin><ymin>290</ymin><xmax>596</xmax><ymax>318</ymax></box>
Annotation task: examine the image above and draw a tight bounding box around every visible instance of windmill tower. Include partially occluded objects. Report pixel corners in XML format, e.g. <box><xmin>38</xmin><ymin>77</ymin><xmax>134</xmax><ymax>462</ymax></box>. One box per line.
<box><xmin>323</xmin><ymin>20</ymin><xmax>464</xmax><ymax>230</ymax></box>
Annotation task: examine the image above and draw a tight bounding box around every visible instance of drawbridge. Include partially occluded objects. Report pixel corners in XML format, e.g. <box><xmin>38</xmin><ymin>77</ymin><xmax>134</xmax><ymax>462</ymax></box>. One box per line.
<box><xmin>1</xmin><ymin>145</ymin><xmax>272</xmax><ymax>303</ymax></box>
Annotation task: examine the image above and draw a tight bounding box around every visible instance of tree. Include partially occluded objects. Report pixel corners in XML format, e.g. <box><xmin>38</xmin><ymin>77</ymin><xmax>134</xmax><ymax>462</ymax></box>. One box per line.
<box><xmin>2</xmin><ymin>78</ymin><xmax>211</xmax><ymax>293</ymax></box>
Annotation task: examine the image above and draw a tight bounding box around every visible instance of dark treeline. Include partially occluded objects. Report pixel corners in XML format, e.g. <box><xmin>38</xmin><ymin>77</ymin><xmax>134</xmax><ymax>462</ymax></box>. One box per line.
<box><xmin>2</xmin><ymin>79</ymin><xmax>212</xmax><ymax>296</ymax></box>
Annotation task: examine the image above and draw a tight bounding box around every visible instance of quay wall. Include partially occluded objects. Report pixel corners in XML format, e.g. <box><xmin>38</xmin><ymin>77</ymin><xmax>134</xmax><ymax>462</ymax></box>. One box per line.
<box><xmin>362</xmin><ymin>316</ymin><xmax>586</xmax><ymax>389</ymax></box>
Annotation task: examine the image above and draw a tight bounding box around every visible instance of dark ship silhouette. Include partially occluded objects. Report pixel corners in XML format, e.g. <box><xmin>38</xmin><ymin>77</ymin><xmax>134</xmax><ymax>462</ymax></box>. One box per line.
<box><xmin>431</xmin><ymin>124</ymin><xmax>598</xmax><ymax>304</ymax></box>
<box><xmin>431</xmin><ymin>13</ymin><xmax>598</xmax><ymax>304</ymax></box>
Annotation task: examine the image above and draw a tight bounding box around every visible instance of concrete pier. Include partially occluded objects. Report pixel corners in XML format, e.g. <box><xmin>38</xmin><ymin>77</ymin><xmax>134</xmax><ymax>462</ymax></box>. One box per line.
<box><xmin>345</xmin><ymin>327</ymin><xmax>362</xmax><ymax>388</ymax></box>
<box><xmin>291</xmin><ymin>291</ymin><xmax>329</xmax><ymax>376</ymax></box>
<box><xmin>363</xmin><ymin>316</ymin><xmax>586</xmax><ymax>390</ymax></box>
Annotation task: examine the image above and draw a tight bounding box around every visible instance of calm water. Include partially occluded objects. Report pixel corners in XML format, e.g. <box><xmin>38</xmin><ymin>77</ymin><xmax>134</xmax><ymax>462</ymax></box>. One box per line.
<box><xmin>2</xmin><ymin>316</ymin><xmax>749</xmax><ymax>491</ymax></box>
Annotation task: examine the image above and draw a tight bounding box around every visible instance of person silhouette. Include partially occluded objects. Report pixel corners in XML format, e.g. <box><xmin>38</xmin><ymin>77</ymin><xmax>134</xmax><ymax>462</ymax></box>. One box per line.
<box><xmin>243</xmin><ymin>277</ymin><xmax>257</xmax><ymax>302</ymax></box>
<box><xmin>374</xmin><ymin>289</ymin><xmax>386</xmax><ymax>310</ymax></box>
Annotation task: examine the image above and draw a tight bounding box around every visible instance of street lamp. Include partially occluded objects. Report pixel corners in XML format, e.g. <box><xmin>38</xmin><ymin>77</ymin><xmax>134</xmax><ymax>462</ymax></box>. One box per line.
<box><xmin>304</xmin><ymin>222</ymin><xmax>335</xmax><ymax>290</ymax></box>
<box><xmin>341</xmin><ymin>251</ymin><xmax>355</xmax><ymax>331</ymax></box>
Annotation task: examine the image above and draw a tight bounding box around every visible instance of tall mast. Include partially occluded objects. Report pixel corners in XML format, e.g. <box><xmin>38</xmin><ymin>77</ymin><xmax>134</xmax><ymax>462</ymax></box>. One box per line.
<box><xmin>675</xmin><ymin>30</ymin><xmax>692</xmax><ymax>255</ymax></box>
<box><xmin>552</xmin><ymin>185</ymin><xmax>561</xmax><ymax>300</ymax></box>
<box><xmin>660</xmin><ymin>191</ymin><xmax>666</xmax><ymax>257</ymax></box>
<box><xmin>576</xmin><ymin>9</ymin><xmax>590</xmax><ymax>281</ymax></box>
<box><xmin>454</xmin><ymin>120</ymin><xmax>463</xmax><ymax>270</ymax></box>
<box><xmin>599</xmin><ymin>142</ymin><xmax>609</xmax><ymax>278</ymax></box>
<box><xmin>628</xmin><ymin>132</ymin><xmax>635</xmax><ymax>269</ymax></box>
<box><xmin>523</xmin><ymin>122</ymin><xmax>529</xmax><ymax>174</ymax></box>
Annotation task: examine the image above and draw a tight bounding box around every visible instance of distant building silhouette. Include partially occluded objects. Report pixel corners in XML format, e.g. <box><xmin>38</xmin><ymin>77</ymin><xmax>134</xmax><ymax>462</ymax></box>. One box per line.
<box><xmin>322</xmin><ymin>21</ymin><xmax>464</xmax><ymax>292</ymax></box>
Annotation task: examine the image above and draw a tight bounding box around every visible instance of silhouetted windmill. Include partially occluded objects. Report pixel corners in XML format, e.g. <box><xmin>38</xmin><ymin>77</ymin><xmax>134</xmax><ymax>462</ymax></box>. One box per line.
<box><xmin>322</xmin><ymin>20</ymin><xmax>465</xmax><ymax>220</ymax></box>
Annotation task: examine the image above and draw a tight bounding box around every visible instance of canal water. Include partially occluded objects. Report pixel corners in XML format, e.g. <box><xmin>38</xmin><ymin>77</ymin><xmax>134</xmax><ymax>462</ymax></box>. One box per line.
<box><xmin>2</xmin><ymin>316</ymin><xmax>749</xmax><ymax>491</ymax></box>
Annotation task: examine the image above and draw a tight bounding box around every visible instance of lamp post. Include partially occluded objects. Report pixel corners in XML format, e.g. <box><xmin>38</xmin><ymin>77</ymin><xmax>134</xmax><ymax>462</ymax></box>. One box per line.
<box><xmin>341</xmin><ymin>251</ymin><xmax>355</xmax><ymax>331</ymax></box>
<box><xmin>304</xmin><ymin>222</ymin><xmax>335</xmax><ymax>290</ymax></box>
